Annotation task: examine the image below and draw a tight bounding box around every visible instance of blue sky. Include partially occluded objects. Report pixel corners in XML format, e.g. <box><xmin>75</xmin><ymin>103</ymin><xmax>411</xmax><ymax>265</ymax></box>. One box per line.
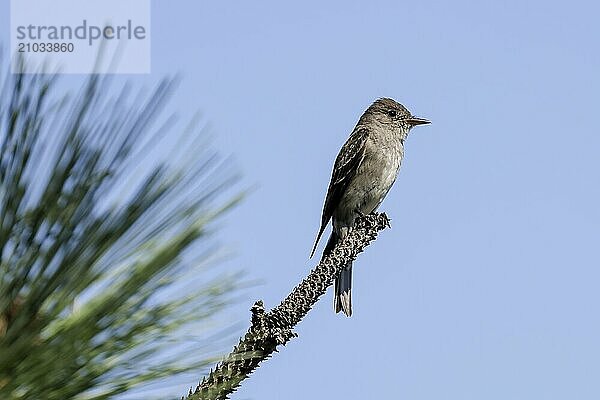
<box><xmin>4</xmin><ymin>0</ymin><xmax>600</xmax><ymax>399</ymax></box>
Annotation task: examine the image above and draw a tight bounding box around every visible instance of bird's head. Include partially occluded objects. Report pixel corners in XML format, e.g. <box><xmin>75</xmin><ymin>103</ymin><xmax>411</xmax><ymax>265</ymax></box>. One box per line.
<box><xmin>363</xmin><ymin>97</ymin><xmax>430</xmax><ymax>139</ymax></box>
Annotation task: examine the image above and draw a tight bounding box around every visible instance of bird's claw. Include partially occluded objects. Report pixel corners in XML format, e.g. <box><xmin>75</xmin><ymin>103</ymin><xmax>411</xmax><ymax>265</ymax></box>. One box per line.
<box><xmin>355</xmin><ymin>209</ymin><xmax>366</xmax><ymax>218</ymax></box>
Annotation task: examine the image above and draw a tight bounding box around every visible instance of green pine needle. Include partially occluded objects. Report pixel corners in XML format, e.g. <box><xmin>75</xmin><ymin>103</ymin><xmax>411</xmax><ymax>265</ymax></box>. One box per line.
<box><xmin>0</xmin><ymin>55</ymin><xmax>242</xmax><ymax>400</ymax></box>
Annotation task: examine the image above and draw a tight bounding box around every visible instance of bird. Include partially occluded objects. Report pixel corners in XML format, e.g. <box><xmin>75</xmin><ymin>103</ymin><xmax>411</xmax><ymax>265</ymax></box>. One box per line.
<box><xmin>310</xmin><ymin>98</ymin><xmax>430</xmax><ymax>316</ymax></box>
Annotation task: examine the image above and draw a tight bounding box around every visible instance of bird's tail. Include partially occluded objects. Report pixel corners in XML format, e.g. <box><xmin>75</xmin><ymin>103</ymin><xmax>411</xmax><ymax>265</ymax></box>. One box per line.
<box><xmin>324</xmin><ymin>231</ymin><xmax>353</xmax><ymax>317</ymax></box>
<box><xmin>334</xmin><ymin>266</ymin><xmax>352</xmax><ymax>316</ymax></box>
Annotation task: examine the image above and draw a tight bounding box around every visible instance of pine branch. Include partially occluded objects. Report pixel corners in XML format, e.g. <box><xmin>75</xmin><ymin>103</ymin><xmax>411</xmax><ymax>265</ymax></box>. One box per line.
<box><xmin>185</xmin><ymin>212</ymin><xmax>391</xmax><ymax>400</ymax></box>
<box><xmin>0</xmin><ymin>55</ymin><xmax>243</xmax><ymax>400</ymax></box>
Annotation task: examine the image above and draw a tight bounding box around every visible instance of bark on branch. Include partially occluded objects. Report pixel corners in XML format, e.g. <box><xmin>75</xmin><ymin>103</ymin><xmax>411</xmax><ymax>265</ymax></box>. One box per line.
<box><xmin>184</xmin><ymin>212</ymin><xmax>391</xmax><ymax>400</ymax></box>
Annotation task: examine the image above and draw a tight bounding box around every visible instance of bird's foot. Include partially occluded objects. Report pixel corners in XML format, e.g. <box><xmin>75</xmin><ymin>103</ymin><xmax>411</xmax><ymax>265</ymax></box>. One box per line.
<box><xmin>354</xmin><ymin>208</ymin><xmax>366</xmax><ymax>218</ymax></box>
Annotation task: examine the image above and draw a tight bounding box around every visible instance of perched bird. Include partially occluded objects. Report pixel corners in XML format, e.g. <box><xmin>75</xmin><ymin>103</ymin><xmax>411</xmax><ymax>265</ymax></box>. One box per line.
<box><xmin>310</xmin><ymin>98</ymin><xmax>430</xmax><ymax>316</ymax></box>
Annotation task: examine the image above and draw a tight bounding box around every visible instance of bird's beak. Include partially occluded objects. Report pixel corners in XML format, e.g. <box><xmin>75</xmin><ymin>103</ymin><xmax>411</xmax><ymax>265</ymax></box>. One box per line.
<box><xmin>405</xmin><ymin>116</ymin><xmax>431</xmax><ymax>126</ymax></box>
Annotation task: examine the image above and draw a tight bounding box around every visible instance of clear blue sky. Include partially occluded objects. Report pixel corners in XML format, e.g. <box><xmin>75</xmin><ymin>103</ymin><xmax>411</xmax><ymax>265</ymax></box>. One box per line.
<box><xmin>4</xmin><ymin>0</ymin><xmax>600</xmax><ymax>399</ymax></box>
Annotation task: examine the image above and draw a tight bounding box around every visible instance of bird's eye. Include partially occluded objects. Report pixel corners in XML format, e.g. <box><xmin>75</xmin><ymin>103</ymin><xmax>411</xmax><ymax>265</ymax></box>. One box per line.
<box><xmin>387</xmin><ymin>110</ymin><xmax>397</xmax><ymax>118</ymax></box>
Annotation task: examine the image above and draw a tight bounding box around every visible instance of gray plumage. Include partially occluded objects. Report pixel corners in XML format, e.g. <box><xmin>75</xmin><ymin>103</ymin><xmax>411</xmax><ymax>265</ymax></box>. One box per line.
<box><xmin>311</xmin><ymin>98</ymin><xmax>430</xmax><ymax>316</ymax></box>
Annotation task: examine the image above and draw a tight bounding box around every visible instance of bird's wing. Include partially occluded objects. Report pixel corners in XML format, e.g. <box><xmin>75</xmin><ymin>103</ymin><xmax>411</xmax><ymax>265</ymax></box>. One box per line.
<box><xmin>310</xmin><ymin>127</ymin><xmax>369</xmax><ymax>258</ymax></box>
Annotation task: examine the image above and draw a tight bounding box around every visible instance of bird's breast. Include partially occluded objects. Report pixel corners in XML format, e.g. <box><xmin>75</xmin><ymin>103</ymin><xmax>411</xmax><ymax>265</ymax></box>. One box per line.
<box><xmin>333</xmin><ymin>140</ymin><xmax>403</xmax><ymax>228</ymax></box>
